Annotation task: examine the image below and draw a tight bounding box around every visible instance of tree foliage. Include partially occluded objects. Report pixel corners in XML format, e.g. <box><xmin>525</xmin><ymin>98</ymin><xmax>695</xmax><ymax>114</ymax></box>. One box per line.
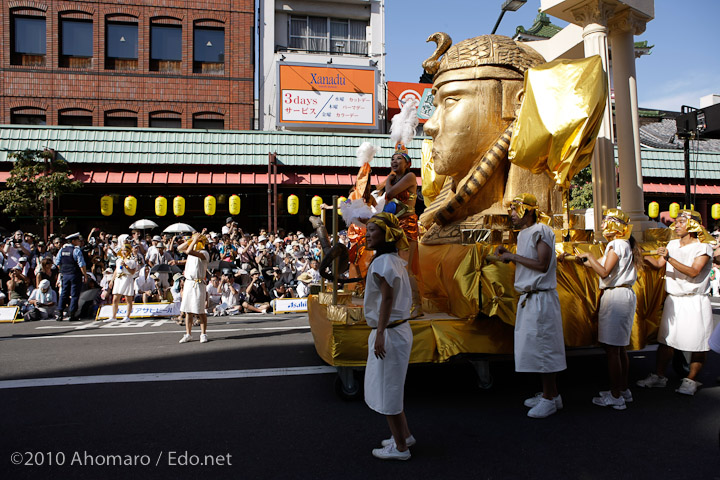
<box><xmin>0</xmin><ymin>149</ymin><xmax>82</xmax><ymax>223</ymax></box>
<box><xmin>569</xmin><ymin>164</ymin><xmax>621</xmax><ymax>210</ymax></box>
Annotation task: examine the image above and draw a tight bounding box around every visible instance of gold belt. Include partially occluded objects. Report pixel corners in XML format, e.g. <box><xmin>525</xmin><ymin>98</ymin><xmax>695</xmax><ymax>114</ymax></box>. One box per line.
<box><xmin>519</xmin><ymin>288</ymin><xmax>554</xmax><ymax>308</ymax></box>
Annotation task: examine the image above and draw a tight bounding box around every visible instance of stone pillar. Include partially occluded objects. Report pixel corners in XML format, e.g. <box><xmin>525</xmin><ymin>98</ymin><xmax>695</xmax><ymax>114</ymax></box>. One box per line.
<box><xmin>609</xmin><ymin>9</ymin><xmax>652</xmax><ymax>233</ymax></box>
<box><xmin>572</xmin><ymin>2</ymin><xmax>617</xmax><ymax>237</ymax></box>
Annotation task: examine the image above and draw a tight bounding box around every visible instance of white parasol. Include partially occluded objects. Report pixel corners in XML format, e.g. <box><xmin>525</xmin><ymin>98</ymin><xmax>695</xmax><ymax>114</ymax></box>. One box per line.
<box><xmin>163</xmin><ymin>223</ymin><xmax>196</xmax><ymax>234</ymax></box>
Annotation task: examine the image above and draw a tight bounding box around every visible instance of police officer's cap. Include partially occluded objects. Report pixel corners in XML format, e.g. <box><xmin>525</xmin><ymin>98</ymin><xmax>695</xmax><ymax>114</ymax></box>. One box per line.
<box><xmin>66</xmin><ymin>232</ymin><xmax>81</xmax><ymax>241</ymax></box>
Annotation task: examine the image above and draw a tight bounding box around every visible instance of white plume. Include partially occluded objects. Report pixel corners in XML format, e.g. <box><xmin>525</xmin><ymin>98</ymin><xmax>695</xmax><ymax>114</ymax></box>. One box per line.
<box><xmin>339</xmin><ymin>198</ymin><xmax>376</xmax><ymax>227</ymax></box>
<box><xmin>390</xmin><ymin>97</ymin><xmax>419</xmax><ymax>147</ymax></box>
<box><xmin>355</xmin><ymin>142</ymin><xmax>378</xmax><ymax>167</ymax></box>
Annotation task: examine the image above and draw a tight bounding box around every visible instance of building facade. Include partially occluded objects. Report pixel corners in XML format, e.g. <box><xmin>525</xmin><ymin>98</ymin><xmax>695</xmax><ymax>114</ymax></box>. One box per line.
<box><xmin>0</xmin><ymin>0</ymin><xmax>254</xmax><ymax>130</ymax></box>
<box><xmin>258</xmin><ymin>0</ymin><xmax>386</xmax><ymax>132</ymax></box>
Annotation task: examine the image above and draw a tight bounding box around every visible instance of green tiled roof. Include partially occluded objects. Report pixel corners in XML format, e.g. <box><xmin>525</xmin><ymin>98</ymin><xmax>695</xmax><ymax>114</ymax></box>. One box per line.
<box><xmin>515</xmin><ymin>12</ymin><xmax>562</xmax><ymax>39</ymax></box>
<box><xmin>616</xmin><ymin>148</ymin><xmax>720</xmax><ymax>180</ymax></box>
<box><xmin>0</xmin><ymin>125</ymin><xmax>427</xmax><ymax>168</ymax></box>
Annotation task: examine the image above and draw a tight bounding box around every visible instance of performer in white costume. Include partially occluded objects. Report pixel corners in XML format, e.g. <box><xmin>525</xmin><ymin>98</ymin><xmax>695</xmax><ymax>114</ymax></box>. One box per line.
<box><xmin>638</xmin><ymin>209</ymin><xmax>714</xmax><ymax>396</ymax></box>
<box><xmin>496</xmin><ymin>194</ymin><xmax>566</xmax><ymax>419</ymax></box>
<box><xmin>178</xmin><ymin>230</ymin><xmax>210</xmax><ymax>344</ymax></box>
<box><xmin>107</xmin><ymin>242</ymin><xmax>138</xmax><ymax>323</ymax></box>
<box><xmin>364</xmin><ymin>213</ymin><xmax>415</xmax><ymax>461</ymax></box>
<box><xmin>576</xmin><ymin>208</ymin><xmax>641</xmax><ymax>410</ymax></box>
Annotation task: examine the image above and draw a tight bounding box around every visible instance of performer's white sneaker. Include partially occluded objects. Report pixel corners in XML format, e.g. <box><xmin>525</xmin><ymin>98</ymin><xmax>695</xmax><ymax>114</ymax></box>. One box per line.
<box><xmin>527</xmin><ymin>397</ymin><xmax>557</xmax><ymax>418</ymax></box>
<box><xmin>200</xmin><ymin>334</ymin><xmax>208</xmax><ymax>343</ymax></box>
<box><xmin>381</xmin><ymin>435</ymin><xmax>416</xmax><ymax>447</ymax></box>
<box><xmin>179</xmin><ymin>334</ymin><xmax>192</xmax><ymax>344</ymax></box>
<box><xmin>676</xmin><ymin>378</ymin><xmax>699</xmax><ymax>396</ymax></box>
<box><xmin>524</xmin><ymin>393</ymin><xmax>563</xmax><ymax>410</ymax></box>
<box><xmin>592</xmin><ymin>391</ymin><xmax>626</xmax><ymax>410</ymax></box>
<box><xmin>372</xmin><ymin>443</ymin><xmax>410</xmax><ymax>461</ymax></box>
<box><xmin>636</xmin><ymin>373</ymin><xmax>667</xmax><ymax>388</ymax></box>
<box><xmin>103</xmin><ymin>317</ymin><xmax>117</xmax><ymax>323</ymax></box>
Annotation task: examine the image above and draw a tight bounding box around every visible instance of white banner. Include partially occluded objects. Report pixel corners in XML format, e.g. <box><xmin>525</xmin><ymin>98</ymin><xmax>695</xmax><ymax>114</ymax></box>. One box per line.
<box><xmin>273</xmin><ymin>297</ymin><xmax>308</xmax><ymax>314</ymax></box>
<box><xmin>281</xmin><ymin>90</ymin><xmax>373</xmax><ymax>124</ymax></box>
<box><xmin>0</xmin><ymin>306</ymin><xmax>20</xmax><ymax>323</ymax></box>
<box><xmin>96</xmin><ymin>302</ymin><xmax>180</xmax><ymax>320</ymax></box>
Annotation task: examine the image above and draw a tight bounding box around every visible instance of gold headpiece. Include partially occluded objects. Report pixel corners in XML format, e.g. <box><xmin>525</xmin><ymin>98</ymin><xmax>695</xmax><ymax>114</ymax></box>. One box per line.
<box><xmin>424</xmin><ymin>34</ymin><xmax>545</xmax><ymax>86</ymax></box>
<box><xmin>601</xmin><ymin>208</ymin><xmax>632</xmax><ymax>240</ymax></box>
<box><xmin>508</xmin><ymin>193</ymin><xmax>538</xmax><ymax>220</ymax></box>
<box><xmin>670</xmin><ymin>209</ymin><xmax>714</xmax><ymax>243</ymax></box>
<box><xmin>367</xmin><ymin>213</ymin><xmax>409</xmax><ymax>251</ymax></box>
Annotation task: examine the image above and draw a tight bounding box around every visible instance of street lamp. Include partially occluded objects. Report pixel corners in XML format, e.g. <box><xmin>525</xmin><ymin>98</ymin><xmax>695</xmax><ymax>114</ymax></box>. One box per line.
<box><xmin>491</xmin><ymin>0</ymin><xmax>527</xmax><ymax>34</ymax></box>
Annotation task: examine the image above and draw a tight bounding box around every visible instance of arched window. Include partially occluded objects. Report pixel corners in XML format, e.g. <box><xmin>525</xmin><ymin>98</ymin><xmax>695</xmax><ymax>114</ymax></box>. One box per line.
<box><xmin>105</xmin><ymin>14</ymin><xmax>138</xmax><ymax>70</ymax></box>
<box><xmin>59</xmin><ymin>108</ymin><xmax>93</xmax><ymax>126</ymax></box>
<box><xmin>149</xmin><ymin>111</ymin><xmax>181</xmax><ymax>129</ymax></box>
<box><xmin>193</xmin><ymin>19</ymin><xmax>224</xmax><ymax>74</ymax></box>
<box><xmin>59</xmin><ymin>11</ymin><xmax>93</xmax><ymax>68</ymax></box>
<box><xmin>192</xmin><ymin>112</ymin><xmax>224</xmax><ymax>130</ymax></box>
<box><xmin>150</xmin><ymin>16</ymin><xmax>182</xmax><ymax>73</ymax></box>
<box><xmin>105</xmin><ymin>109</ymin><xmax>138</xmax><ymax>127</ymax></box>
<box><xmin>11</xmin><ymin>106</ymin><xmax>46</xmax><ymax>125</ymax></box>
<box><xmin>10</xmin><ymin>8</ymin><xmax>46</xmax><ymax>66</ymax></box>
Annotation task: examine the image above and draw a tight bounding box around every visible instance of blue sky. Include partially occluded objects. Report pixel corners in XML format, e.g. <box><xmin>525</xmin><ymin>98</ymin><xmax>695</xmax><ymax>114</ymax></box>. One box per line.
<box><xmin>385</xmin><ymin>0</ymin><xmax>720</xmax><ymax>111</ymax></box>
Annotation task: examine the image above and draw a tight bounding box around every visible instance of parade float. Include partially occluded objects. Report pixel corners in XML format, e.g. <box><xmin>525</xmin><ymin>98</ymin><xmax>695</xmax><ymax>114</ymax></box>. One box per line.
<box><xmin>307</xmin><ymin>33</ymin><xmax>675</xmax><ymax>399</ymax></box>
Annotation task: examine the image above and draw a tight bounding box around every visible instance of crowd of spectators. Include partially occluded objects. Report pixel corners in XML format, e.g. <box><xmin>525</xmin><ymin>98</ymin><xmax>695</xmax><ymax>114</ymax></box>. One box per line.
<box><xmin>0</xmin><ymin>216</ymin><xmax>341</xmax><ymax>320</ymax></box>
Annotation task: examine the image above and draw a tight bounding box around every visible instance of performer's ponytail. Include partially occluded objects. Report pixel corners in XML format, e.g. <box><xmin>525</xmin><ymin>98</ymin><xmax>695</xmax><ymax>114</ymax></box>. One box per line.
<box><xmin>629</xmin><ymin>235</ymin><xmax>644</xmax><ymax>273</ymax></box>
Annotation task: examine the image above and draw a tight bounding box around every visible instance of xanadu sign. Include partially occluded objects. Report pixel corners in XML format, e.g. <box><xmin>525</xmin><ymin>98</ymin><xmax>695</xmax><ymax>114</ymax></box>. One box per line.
<box><xmin>278</xmin><ymin>63</ymin><xmax>377</xmax><ymax>129</ymax></box>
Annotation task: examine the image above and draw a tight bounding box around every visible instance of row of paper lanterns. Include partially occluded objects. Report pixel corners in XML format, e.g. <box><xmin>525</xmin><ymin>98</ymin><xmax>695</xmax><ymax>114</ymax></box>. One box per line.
<box><xmin>648</xmin><ymin>201</ymin><xmax>720</xmax><ymax>220</ymax></box>
<box><xmin>101</xmin><ymin>194</ymin><xmax>348</xmax><ymax>217</ymax></box>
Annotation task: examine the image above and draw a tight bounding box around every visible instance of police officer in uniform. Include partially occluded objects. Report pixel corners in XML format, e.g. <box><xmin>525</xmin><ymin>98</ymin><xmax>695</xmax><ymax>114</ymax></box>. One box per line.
<box><xmin>54</xmin><ymin>233</ymin><xmax>87</xmax><ymax>321</ymax></box>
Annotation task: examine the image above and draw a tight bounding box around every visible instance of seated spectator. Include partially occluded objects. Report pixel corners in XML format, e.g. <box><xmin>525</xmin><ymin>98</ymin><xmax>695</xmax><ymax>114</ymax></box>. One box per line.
<box><xmin>99</xmin><ymin>267</ymin><xmax>114</xmax><ymax>304</ymax></box>
<box><xmin>7</xmin><ymin>268</ymin><xmax>29</xmax><ymax>308</ymax></box>
<box><xmin>245</xmin><ymin>269</ymin><xmax>270</xmax><ymax>313</ymax></box>
<box><xmin>214</xmin><ymin>269</ymin><xmax>243</xmax><ymax>316</ymax></box>
<box><xmin>308</xmin><ymin>259</ymin><xmax>321</xmax><ymax>284</ymax></box>
<box><xmin>143</xmin><ymin>274</ymin><xmax>173</xmax><ymax>303</ymax></box>
<box><xmin>134</xmin><ymin>264</ymin><xmax>155</xmax><ymax>303</ymax></box>
<box><xmin>296</xmin><ymin>272</ymin><xmax>312</xmax><ymax>298</ymax></box>
<box><xmin>206</xmin><ymin>274</ymin><xmax>222</xmax><ymax>312</ymax></box>
<box><xmin>24</xmin><ymin>279</ymin><xmax>57</xmax><ymax>321</ymax></box>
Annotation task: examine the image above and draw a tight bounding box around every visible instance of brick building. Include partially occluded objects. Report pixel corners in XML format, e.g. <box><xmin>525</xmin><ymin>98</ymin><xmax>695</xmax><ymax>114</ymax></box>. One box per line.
<box><xmin>0</xmin><ymin>0</ymin><xmax>254</xmax><ymax>129</ymax></box>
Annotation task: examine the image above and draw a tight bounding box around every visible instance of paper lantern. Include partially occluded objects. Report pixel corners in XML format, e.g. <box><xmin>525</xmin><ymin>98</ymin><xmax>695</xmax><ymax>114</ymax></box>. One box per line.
<box><xmin>217</xmin><ymin>194</ymin><xmax>227</xmax><ymax>205</ymax></box>
<box><xmin>669</xmin><ymin>202</ymin><xmax>679</xmax><ymax>219</ymax></box>
<box><xmin>712</xmin><ymin>203</ymin><xmax>720</xmax><ymax>220</ymax></box>
<box><xmin>311</xmin><ymin>195</ymin><xmax>323</xmax><ymax>216</ymax></box>
<box><xmin>100</xmin><ymin>195</ymin><xmax>113</xmax><ymax>216</ymax></box>
<box><xmin>287</xmin><ymin>194</ymin><xmax>299</xmax><ymax>215</ymax></box>
<box><xmin>229</xmin><ymin>194</ymin><xmax>241</xmax><ymax>215</ymax></box>
<box><xmin>204</xmin><ymin>195</ymin><xmax>216</xmax><ymax>216</ymax></box>
<box><xmin>155</xmin><ymin>196</ymin><xmax>167</xmax><ymax>217</ymax></box>
<box><xmin>124</xmin><ymin>196</ymin><xmax>137</xmax><ymax>216</ymax></box>
<box><xmin>337</xmin><ymin>196</ymin><xmax>347</xmax><ymax>216</ymax></box>
<box><xmin>648</xmin><ymin>201</ymin><xmax>659</xmax><ymax>219</ymax></box>
<box><xmin>173</xmin><ymin>196</ymin><xmax>185</xmax><ymax>217</ymax></box>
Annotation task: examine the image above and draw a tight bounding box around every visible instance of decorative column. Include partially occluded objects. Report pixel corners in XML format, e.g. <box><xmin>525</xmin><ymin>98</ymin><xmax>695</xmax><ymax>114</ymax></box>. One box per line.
<box><xmin>609</xmin><ymin>9</ymin><xmax>652</xmax><ymax>231</ymax></box>
<box><xmin>572</xmin><ymin>2</ymin><xmax>617</xmax><ymax>237</ymax></box>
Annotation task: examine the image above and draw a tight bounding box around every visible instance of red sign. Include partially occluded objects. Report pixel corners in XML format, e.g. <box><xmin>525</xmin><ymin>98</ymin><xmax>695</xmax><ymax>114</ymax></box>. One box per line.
<box><xmin>387</xmin><ymin>81</ymin><xmax>433</xmax><ymax>124</ymax></box>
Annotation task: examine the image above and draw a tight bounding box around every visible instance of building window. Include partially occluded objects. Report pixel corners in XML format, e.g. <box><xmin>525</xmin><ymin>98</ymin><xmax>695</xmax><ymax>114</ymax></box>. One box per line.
<box><xmin>193</xmin><ymin>25</ymin><xmax>224</xmax><ymax>74</ymax></box>
<box><xmin>105</xmin><ymin>110</ymin><xmax>138</xmax><ymax>127</ymax></box>
<box><xmin>150</xmin><ymin>23</ymin><xmax>181</xmax><ymax>72</ymax></box>
<box><xmin>11</xmin><ymin>14</ymin><xmax>46</xmax><ymax>66</ymax></box>
<box><xmin>289</xmin><ymin>16</ymin><xmax>367</xmax><ymax>55</ymax></box>
<box><xmin>60</xmin><ymin>19</ymin><xmax>93</xmax><ymax>68</ymax></box>
<box><xmin>59</xmin><ymin>109</ymin><xmax>93</xmax><ymax>126</ymax></box>
<box><xmin>149</xmin><ymin>111</ymin><xmax>182</xmax><ymax>128</ymax></box>
<box><xmin>10</xmin><ymin>107</ymin><xmax>46</xmax><ymax>125</ymax></box>
<box><xmin>106</xmin><ymin>20</ymin><xmax>138</xmax><ymax>70</ymax></box>
<box><xmin>192</xmin><ymin>113</ymin><xmax>224</xmax><ymax>130</ymax></box>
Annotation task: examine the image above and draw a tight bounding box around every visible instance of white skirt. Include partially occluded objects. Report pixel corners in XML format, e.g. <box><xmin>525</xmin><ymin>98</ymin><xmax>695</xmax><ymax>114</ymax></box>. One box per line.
<box><xmin>364</xmin><ymin>322</ymin><xmax>412</xmax><ymax>415</ymax></box>
<box><xmin>112</xmin><ymin>274</ymin><xmax>135</xmax><ymax>297</ymax></box>
<box><xmin>514</xmin><ymin>290</ymin><xmax>567</xmax><ymax>373</ymax></box>
<box><xmin>598</xmin><ymin>287</ymin><xmax>636</xmax><ymax>346</ymax></box>
<box><xmin>658</xmin><ymin>294</ymin><xmax>713</xmax><ymax>352</ymax></box>
<box><xmin>181</xmin><ymin>280</ymin><xmax>207</xmax><ymax>315</ymax></box>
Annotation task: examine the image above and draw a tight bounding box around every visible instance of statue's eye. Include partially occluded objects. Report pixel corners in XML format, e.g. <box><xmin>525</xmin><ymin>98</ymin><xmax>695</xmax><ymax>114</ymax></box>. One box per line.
<box><xmin>444</xmin><ymin>97</ymin><xmax>459</xmax><ymax>107</ymax></box>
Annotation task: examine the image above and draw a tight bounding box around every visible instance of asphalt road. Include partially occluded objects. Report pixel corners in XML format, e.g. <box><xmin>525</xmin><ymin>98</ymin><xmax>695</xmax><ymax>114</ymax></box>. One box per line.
<box><xmin>1</xmin><ymin>310</ymin><xmax>719</xmax><ymax>480</ymax></box>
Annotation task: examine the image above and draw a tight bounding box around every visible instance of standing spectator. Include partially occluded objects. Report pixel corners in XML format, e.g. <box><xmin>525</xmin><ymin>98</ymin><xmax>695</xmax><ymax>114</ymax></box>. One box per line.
<box><xmin>54</xmin><ymin>233</ymin><xmax>87</xmax><ymax>322</ymax></box>
<box><xmin>178</xmin><ymin>232</ymin><xmax>210</xmax><ymax>344</ymax></box>
<box><xmin>363</xmin><ymin>213</ymin><xmax>414</xmax><ymax>461</ymax></box>
<box><xmin>24</xmin><ymin>279</ymin><xmax>57</xmax><ymax>321</ymax></box>
<box><xmin>107</xmin><ymin>243</ymin><xmax>137</xmax><ymax>323</ymax></box>
<box><xmin>146</xmin><ymin>242</ymin><xmax>173</xmax><ymax>288</ymax></box>
<box><xmin>575</xmin><ymin>209</ymin><xmax>641</xmax><ymax>410</ymax></box>
<box><xmin>3</xmin><ymin>230</ymin><xmax>31</xmax><ymax>272</ymax></box>
<box><xmin>637</xmin><ymin>209</ymin><xmax>714</xmax><ymax>395</ymax></box>
<box><xmin>496</xmin><ymin>194</ymin><xmax>566</xmax><ymax>418</ymax></box>
<box><xmin>308</xmin><ymin>259</ymin><xmax>321</xmax><ymax>284</ymax></box>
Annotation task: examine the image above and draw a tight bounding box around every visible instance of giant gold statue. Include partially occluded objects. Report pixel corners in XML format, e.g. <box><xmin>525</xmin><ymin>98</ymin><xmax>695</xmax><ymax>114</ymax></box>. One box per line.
<box><xmin>420</xmin><ymin>34</ymin><xmax>562</xmax><ymax>244</ymax></box>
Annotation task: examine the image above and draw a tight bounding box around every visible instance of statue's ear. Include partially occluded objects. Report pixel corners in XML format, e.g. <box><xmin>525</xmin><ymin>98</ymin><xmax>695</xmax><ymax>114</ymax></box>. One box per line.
<box><xmin>501</xmin><ymin>81</ymin><xmax>524</xmax><ymax>121</ymax></box>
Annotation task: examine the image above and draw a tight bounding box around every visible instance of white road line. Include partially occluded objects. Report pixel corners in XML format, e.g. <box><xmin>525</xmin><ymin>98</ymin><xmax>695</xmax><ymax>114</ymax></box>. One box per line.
<box><xmin>0</xmin><ymin>366</ymin><xmax>337</xmax><ymax>390</ymax></box>
<box><xmin>2</xmin><ymin>326</ymin><xmax>310</xmax><ymax>341</ymax></box>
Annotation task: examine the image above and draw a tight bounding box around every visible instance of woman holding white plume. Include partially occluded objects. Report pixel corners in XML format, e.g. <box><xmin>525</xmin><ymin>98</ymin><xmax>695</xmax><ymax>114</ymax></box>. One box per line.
<box><xmin>375</xmin><ymin>98</ymin><xmax>423</xmax><ymax>316</ymax></box>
